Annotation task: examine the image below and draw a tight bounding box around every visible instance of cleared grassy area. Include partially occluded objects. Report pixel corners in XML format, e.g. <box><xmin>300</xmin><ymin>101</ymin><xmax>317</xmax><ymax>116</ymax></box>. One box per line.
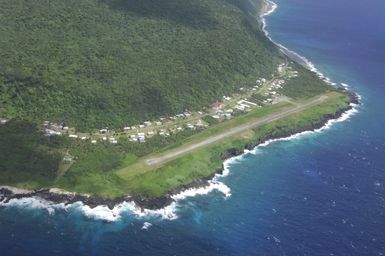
<box><xmin>115</xmin><ymin>102</ymin><xmax>293</xmax><ymax>178</ymax></box>
<box><xmin>1</xmin><ymin>91</ymin><xmax>351</xmax><ymax>199</ymax></box>
<box><xmin>0</xmin><ymin>0</ymin><xmax>354</xmax><ymax>200</ymax></box>
<box><xmin>114</xmin><ymin>91</ymin><xmax>351</xmax><ymax>197</ymax></box>
<box><xmin>57</xmin><ymin>172</ymin><xmax>126</xmax><ymax>198</ymax></box>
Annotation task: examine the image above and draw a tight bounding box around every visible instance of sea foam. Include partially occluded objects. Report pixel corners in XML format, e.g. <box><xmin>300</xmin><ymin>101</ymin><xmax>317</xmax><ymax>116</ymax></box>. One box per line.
<box><xmin>0</xmin><ymin>0</ymin><xmax>360</xmax><ymax>223</ymax></box>
<box><xmin>261</xmin><ymin>0</ymin><xmax>338</xmax><ymax>86</ymax></box>
<box><xmin>249</xmin><ymin>102</ymin><xmax>359</xmax><ymax>155</ymax></box>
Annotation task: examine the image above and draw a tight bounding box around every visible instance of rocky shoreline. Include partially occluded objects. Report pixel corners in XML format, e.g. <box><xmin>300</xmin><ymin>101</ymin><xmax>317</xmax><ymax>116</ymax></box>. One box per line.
<box><xmin>0</xmin><ymin>91</ymin><xmax>359</xmax><ymax>211</ymax></box>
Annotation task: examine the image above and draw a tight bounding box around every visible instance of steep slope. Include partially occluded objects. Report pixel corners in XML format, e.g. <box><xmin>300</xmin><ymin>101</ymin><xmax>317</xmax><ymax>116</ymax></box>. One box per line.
<box><xmin>0</xmin><ymin>0</ymin><xmax>353</xmax><ymax>200</ymax></box>
<box><xmin>0</xmin><ymin>0</ymin><xmax>281</xmax><ymax>130</ymax></box>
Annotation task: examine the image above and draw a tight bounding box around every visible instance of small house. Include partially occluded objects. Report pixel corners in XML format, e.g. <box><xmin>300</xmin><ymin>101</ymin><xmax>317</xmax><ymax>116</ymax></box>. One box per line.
<box><xmin>63</xmin><ymin>156</ymin><xmax>74</xmax><ymax>164</ymax></box>
<box><xmin>210</xmin><ymin>101</ymin><xmax>224</xmax><ymax>110</ymax></box>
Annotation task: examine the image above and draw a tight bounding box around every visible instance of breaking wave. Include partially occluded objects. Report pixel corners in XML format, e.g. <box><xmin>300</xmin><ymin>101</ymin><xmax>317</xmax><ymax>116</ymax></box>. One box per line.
<box><xmin>0</xmin><ymin>0</ymin><xmax>360</xmax><ymax>223</ymax></box>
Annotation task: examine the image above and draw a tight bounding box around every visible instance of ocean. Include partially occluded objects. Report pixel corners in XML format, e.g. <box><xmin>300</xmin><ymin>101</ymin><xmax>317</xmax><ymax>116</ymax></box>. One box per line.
<box><xmin>1</xmin><ymin>0</ymin><xmax>385</xmax><ymax>255</ymax></box>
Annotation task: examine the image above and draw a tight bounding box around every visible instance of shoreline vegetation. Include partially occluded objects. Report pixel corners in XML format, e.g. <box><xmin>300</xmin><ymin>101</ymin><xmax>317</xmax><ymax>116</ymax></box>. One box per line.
<box><xmin>0</xmin><ymin>91</ymin><xmax>359</xmax><ymax>210</ymax></box>
<box><xmin>0</xmin><ymin>0</ymin><xmax>359</xmax><ymax>210</ymax></box>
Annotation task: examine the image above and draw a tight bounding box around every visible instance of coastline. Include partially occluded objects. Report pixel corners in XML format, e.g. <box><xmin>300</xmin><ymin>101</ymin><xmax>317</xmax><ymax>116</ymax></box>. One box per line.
<box><xmin>260</xmin><ymin>0</ymin><xmax>340</xmax><ymax>86</ymax></box>
<box><xmin>0</xmin><ymin>92</ymin><xmax>359</xmax><ymax>220</ymax></box>
<box><xmin>0</xmin><ymin>0</ymin><xmax>360</xmax><ymax>221</ymax></box>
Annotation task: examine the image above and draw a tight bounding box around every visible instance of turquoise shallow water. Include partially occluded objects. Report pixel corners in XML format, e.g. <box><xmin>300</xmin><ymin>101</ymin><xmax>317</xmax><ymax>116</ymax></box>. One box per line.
<box><xmin>1</xmin><ymin>0</ymin><xmax>385</xmax><ymax>255</ymax></box>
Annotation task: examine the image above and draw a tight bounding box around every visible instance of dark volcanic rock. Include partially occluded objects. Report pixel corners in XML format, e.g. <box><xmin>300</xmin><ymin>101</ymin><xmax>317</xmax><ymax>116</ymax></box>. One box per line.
<box><xmin>131</xmin><ymin>195</ymin><xmax>174</xmax><ymax>210</ymax></box>
<box><xmin>0</xmin><ymin>92</ymin><xmax>359</xmax><ymax>210</ymax></box>
<box><xmin>221</xmin><ymin>148</ymin><xmax>244</xmax><ymax>160</ymax></box>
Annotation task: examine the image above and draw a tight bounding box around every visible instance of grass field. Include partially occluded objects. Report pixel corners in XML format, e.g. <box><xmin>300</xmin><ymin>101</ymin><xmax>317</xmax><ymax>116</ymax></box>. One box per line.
<box><xmin>111</xmin><ymin>91</ymin><xmax>351</xmax><ymax>198</ymax></box>
<box><xmin>0</xmin><ymin>0</ymin><xmax>354</xmax><ymax>200</ymax></box>
<box><xmin>115</xmin><ymin>101</ymin><xmax>292</xmax><ymax>178</ymax></box>
<box><xmin>1</xmin><ymin>91</ymin><xmax>352</xmax><ymax>199</ymax></box>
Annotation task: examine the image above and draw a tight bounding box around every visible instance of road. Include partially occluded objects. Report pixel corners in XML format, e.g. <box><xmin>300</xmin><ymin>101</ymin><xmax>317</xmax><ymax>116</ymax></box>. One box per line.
<box><xmin>145</xmin><ymin>95</ymin><xmax>328</xmax><ymax>165</ymax></box>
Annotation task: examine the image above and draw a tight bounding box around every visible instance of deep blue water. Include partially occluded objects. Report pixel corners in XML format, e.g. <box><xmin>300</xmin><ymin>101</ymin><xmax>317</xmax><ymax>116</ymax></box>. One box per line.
<box><xmin>1</xmin><ymin>0</ymin><xmax>385</xmax><ymax>255</ymax></box>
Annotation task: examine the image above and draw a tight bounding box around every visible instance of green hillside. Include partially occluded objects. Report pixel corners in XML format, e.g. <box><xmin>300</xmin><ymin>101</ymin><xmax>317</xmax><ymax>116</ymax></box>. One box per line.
<box><xmin>0</xmin><ymin>0</ymin><xmax>281</xmax><ymax>130</ymax></box>
<box><xmin>0</xmin><ymin>0</ymin><xmax>351</xmax><ymax>200</ymax></box>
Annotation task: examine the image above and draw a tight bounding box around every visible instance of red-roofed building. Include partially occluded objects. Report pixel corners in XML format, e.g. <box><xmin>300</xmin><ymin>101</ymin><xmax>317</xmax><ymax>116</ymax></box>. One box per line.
<box><xmin>210</xmin><ymin>101</ymin><xmax>224</xmax><ymax>110</ymax></box>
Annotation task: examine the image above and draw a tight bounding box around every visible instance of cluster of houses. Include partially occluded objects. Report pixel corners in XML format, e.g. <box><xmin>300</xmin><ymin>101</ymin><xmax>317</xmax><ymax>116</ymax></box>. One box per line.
<box><xmin>121</xmin><ymin>120</ymin><xmax>163</xmax><ymax>132</ymax></box>
<box><xmin>40</xmin><ymin>71</ymin><xmax>295</xmax><ymax>145</ymax></box>
<box><xmin>42</xmin><ymin>121</ymin><xmax>91</xmax><ymax>142</ymax></box>
<box><xmin>170</xmin><ymin>112</ymin><xmax>192</xmax><ymax>121</ymax></box>
<box><xmin>99</xmin><ymin>136</ymin><xmax>118</xmax><ymax>144</ymax></box>
<box><xmin>120</xmin><ymin>111</ymin><xmax>194</xmax><ymax>133</ymax></box>
<box><xmin>169</xmin><ymin>119</ymin><xmax>207</xmax><ymax>133</ymax></box>
<box><xmin>210</xmin><ymin>92</ymin><xmax>262</xmax><ymax>118</ymax></box>
<box><xmin>125</xmin><ymin>119</ymin><xmax>207</xmax><ymax>143</ymax></box>
<box><xmin>96</xmin><ymin>112</ymin><xmax>208</xmax><ymax>144</ymax></box>
<box><xmin>268</xmin><ymin>79</ymin><xmax>285</xmax><ymax>94</ymax></box>
<box><xmin>35</xmin><ymin>67</ymin><xmax>299</xmax><ymax>146</ymax></box>
<box><xmin>210</xmin><ymin>101</ymin><xmax>232</xmax><ymax>119</ymax></box>
<box><xmin>256</xmin><ymin>78</ymin><xmax>285</xmax><ymax>104</ymax></box>
<box><xmin>118</xmin><ymin>112</ymin><xmax>201</xmax><ymax>143</ymax></box>
<box><xmin>256</xmin><ymin>78</ymin><xmax>267</xmax><ymax>86</ymax></box>
<box><xmin>41</xmin><ymin>109</ymin><xmax>208</xmax><ymax>145</ymax></box>
<box><xmin>44</xmin><ymin>121</ymin><xmax>69</xmax><ymax>136</ymax></box>
<box><xmin>235</xmin><ymin>99</ymin><xmax>258</xmax><ymax>111</ymax></box>
<box><xmin>252</xmin><ymin>78</ymin><xmax>266</xmax><ymax>92</ymax></box>
<box><xmin>278</xmin><ymin>63</ymin><xmax>299</xmax><ymax>78</ymax></box>
<box><xmin>128</xmin><ymin>132</ymin><xmax>154</xmax><ymax>143</ymax></box>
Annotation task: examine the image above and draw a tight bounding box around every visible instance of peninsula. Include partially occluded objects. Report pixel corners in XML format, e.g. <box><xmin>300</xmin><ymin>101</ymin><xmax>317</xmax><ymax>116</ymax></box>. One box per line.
<box><xmin>0</xmin><ymin>0</ymin><xmax>357</xmax><ymax>208</ymax></box>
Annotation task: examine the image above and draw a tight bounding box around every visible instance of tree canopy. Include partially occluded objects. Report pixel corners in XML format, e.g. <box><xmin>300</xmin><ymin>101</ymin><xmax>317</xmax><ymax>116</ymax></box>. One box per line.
<box><xmin>0</xmin><ymin>0</ymin><xmax>282</xmax><ymax>131</ymax></box>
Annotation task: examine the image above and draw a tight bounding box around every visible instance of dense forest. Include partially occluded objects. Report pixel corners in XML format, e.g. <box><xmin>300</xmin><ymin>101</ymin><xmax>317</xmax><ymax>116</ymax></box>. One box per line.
<box><xmin>0</xmin><ymin>0</ymin><xmax>281</xmax><ymax>130</ymax></box>
<box><xmin>0</xmin><ymin>0</ymin><xmax>346</xmax><ymax>198</ymax></box>
<box><xmin>0</xmin><ymin>120</ymin><xmax>63</xmax><ymax>185</ymax></box>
